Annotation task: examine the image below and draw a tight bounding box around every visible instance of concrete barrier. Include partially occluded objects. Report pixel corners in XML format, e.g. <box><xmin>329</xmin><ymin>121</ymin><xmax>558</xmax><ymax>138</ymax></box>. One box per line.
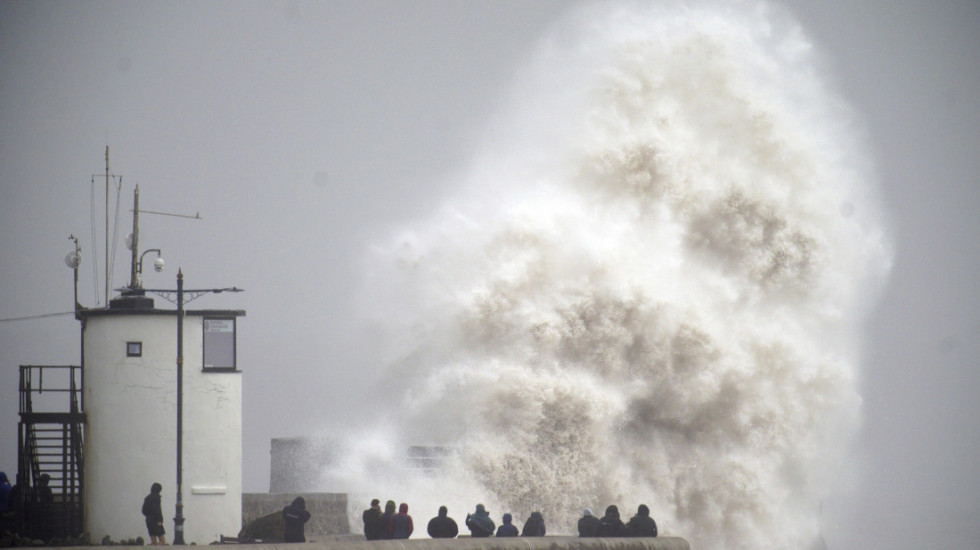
<box><xmin>243</xmin><ymin>493</ymin><xmax>350</xmax><ymax>536</ymax></box>
<box><xmin>235</xmin><ymin>536</ymin><xmax>690</xmax><ymax>550</ymax></box>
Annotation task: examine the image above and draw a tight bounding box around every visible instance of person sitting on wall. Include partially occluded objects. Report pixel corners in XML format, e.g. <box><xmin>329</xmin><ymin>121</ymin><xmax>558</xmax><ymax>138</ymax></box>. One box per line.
<box><xmin>282</xmin><ymin>496</ymin><xmax>311</xmax><ymax>543</ymax></box>
<box><xmin>362</xmin><ymin>498</ymin><xmax>383</xmax><ymax>540</ymax></box>
<box><xmin>624</xmin><ymin>504</ymin><xmax>658</xmax><ymax>537</ymax></box>
<box><xmin>141</xmin><ymin>482</ymin><xmax>166</xmax><ymax>546</ymax></box>
<box><xmin>378</xmin><ymin>500</ymin><xmax>397</xmax><ymax>539</ymax></box>
<box><xmin>389</xmin><ymin>503</ymin><xmax>414</xmax><ymax>539</ymax></box>
<box><xmin>495</xmin><ymin>513</ymin><xmax>518</xmax><ymax>537</ymax></box>
<box><xmin>578</xmin><ymin>508</ymin><xmax>600</xmax><ymax>537</ymax></box>
<box><xmin>465</xmin><ymin>504</ymin><xmax>495</xmax><ymax>538</ymax></box>
<box><xmin>594</xmin><ymin>505</ymin><xmax>625</xmax><ymax>537</ymax></box>
<box><xmin>427</xmin><ymin>505</ymin><xmax>459</xmax><ymax>538</ymax></box>
<box><xmin>521</xmin><ymin>511</ymin><xmax>546</xmax><ymax>536</ymax></box>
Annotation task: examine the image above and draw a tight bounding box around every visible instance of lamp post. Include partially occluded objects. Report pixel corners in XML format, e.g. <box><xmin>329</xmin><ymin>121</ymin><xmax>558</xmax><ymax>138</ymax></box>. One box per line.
<box><xmin>174</xmin><ymin>269</ymin><xmax>185</xmax><ymax>545</ymax></box>
<box><xmin>143</xmin><ymin>271</ymin><xmax>243</xmax><ymax>545</ymax></box>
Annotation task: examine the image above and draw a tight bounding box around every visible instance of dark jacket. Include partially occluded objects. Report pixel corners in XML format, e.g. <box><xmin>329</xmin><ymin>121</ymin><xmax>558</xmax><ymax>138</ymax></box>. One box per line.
<box><xmin>283</xmin><ymin>497</ymin><xmax>311</xmax><ymax>542</ymax></box>
<box><xmin>363</xmin><ymin>505</ymin><xmax>383</xmax><ymax>540</ymax></box>
<box><xmin>389</xmin><ymin>503</ymin><xmax>414</xmax><ymax>539</ymax></box>
<box><xmin>142</xmin><ymin>483</ymin><xmax>164</xmax><ymax>529</ymax></box>
<box><xmin>625</xmin><ymin>505</ymin><xmax>658</xmax><ymax>537</ymax></box>
<box><xmin>578</xmin><ymin>510</ymin><xmax>600</xmax><ymax>537</ymax></box>
<box><xmin>378</xmin><ymin>500</ymin><xmax>397</xmax><ymax>540</ymax></box>
<box><xmin>465</xmin><ymin>504</ymin><xmax>495</xmax><ymax>538</ymax></box>
<box><xmin>142</xmin><ymin>489</ymin><xmax>166</xmax><ymax>537</ymax></box>
<box><xmin>521</xmin><ymin>512</ymin><xmax>546</xmax><ymax>536</ymax></box>
<box><xmin>427</xmin><ymin>506</ymin><xmax>459</xmax><ymax>538</ymax></box>
<box><xmin>595</xmin><ymin>505</ymin><xmax>625</xmax><ymax>537</ymax></box>
<box><xmin>495</xmin><ymin>513</ymin><xmax>518</xmax><ymax>537</ymax></box>
<box><xmin>0</xmin><ymin>472</ymin><xmax>11</xmax><ymax>513</ymax></box>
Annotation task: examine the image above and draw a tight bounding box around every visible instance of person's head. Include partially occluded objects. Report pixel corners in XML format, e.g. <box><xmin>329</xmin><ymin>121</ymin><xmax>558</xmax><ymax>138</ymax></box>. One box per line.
<box><xmin>385</xmin><ymin>500</ymin><xmax>396</xmax><ymax>514</ymax></box>
<box><xmin>0</xmin><ymin>472</ymin><xmax>8</xmax><ymax>483</ymax></box>
<box><xmin>583</xmin><ymin>508</ymin><xmax>593</xmax><ymax>517</ymax></box>
<box><xmin>399</xmin><ymin>503</ymin><xmax>409</xmax><ymax>514</ymax></box>
<box><xmin>475</xmin><ymin>503</ymin><xmax>487</xmax><ymax>515</ymax></box>
<box><xmin>438</xmin><ymin>505</ymin><xmax>448</xmax><ymax>517</ymax></box>
<box><xmin>292</xmin><ymin>496</ymin><xmax>305</xmax><ymax>510</ymax></box>
<box><xmin>39</xmin><ymin>473</ymin><xmax>50</xmax><ymax>485</ymax></box>
<box><xmin>605</xmin><ymin>505</ymin><xmax>619</xmax><ymax>518</ymax></box>
<box><xmin>637</xmin><ymin>504</ymin><xmax>649</xmax><ymax>517</ymax></box>
<box><xmin>371</xmin><ymin>498</ymin><xmax>380</xmax><ymax>508</ymax></box>
<box><xmin>151</xmin><ymin>482</ymin><xmax>162</xmax><ymax>494</ymax></box>
<box><xmin>502</xmin><ymin>513</ymin><xmax>512</xmax><ymax>524</ymax></box>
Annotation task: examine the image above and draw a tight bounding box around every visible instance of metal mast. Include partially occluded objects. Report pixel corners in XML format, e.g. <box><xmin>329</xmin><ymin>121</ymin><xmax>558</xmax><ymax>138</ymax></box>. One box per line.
<box><xmin>129</xmin><ymin>185</ymin><xmax>140</xmax><ymax>288</ymax></box>
<box><xmin>105</xmin><ymin>146</ymin><xmax>110</xmax><ymax>303</ymax></box>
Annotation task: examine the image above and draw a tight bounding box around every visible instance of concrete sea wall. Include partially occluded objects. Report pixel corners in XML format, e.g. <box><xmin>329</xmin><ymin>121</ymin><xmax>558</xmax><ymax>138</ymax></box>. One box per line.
<box><xmin>237</xmin><ymin>537</ymin><xmax>690</xmax><ymax>550</ymax></box>
<box><xmin>243</xmin><ymin>493</ymin><xmax>350</xmax><ymax>536</ymax></box>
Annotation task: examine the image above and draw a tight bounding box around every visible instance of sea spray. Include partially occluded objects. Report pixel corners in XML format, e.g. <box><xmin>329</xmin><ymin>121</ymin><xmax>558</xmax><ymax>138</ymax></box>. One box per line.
<box><xmin>340</xmin><ymin>2</ymin><xmax>891</xmax><ymax>548</ymax></box>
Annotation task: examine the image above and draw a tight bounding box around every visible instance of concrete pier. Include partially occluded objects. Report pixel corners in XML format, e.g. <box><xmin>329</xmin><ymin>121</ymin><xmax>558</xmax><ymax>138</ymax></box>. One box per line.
<box><xmin>224</xmin><ymin>537</ymin><xmax>690</xmax><ymax>550</ymax></box>
<box><xmin>40</xmin><ymin>535</ymin><xmax>690</xmax><ymax>550</ymax></box>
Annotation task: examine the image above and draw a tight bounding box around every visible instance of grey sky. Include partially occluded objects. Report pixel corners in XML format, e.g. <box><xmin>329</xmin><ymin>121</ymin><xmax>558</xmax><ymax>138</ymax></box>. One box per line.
<box><xmin>1</xmin><ymin>1</ymin><xmax>978</xmax><ymax>549</ymax></box>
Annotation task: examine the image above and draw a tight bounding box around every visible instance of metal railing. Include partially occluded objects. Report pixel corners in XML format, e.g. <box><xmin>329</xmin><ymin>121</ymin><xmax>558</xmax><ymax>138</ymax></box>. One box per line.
<box><xmin>17</xmin><ymin>365</ymin><xmax>85</xmax><ymax>540</ymax></box>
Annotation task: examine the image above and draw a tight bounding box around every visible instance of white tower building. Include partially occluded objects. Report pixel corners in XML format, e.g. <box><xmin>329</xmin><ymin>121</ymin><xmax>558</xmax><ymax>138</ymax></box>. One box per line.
<box><xmin>75</xmin><ymin>175</ymin><xmax>246</xmax><ymax>544</ymax></box>
<box><xmin>13</xmin><ymin>156</ymin><xmax>246</xmax><ymax>544</ymax></box>
<box><xmin>80</xmin><ymin>288</ymin><xmax>244</xmax><ymax>544</ymax></box>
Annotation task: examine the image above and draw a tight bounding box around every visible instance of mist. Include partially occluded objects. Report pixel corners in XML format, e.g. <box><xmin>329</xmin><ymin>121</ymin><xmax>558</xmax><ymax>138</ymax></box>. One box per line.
<box><xmin>314</xmin><ymin>3</ymin><xmax>891</xmax><ymax>549</ymax></box>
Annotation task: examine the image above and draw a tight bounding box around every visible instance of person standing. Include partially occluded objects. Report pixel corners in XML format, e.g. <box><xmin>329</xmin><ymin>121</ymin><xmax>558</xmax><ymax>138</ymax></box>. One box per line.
<box><xmin>282</xmin><ymin>496</ymin><xmax>311</xmax><ymax>542</ymax></box>
<box><xmin>465</xmin><ymin>504</ymin><xmax>495</xmax><ymax>538</ymax></box>
<box><xmin>389</xmin><ymin>503</ymin><xmax>414</xmax><ymax>539</ymax></box>
<box><xmin>35</xmin><ymin>474</ymin><xmax>53</xmax><ymax>506</ymax></box>
<box><xmin>141</xmin><ymin>482</ymin><xmax>166</xmax><ymax>546</ymax></box>
<box><xmin>378</xmin><ymin>500</ymin><xmax>397</xmax><ymax>539</ymax></box>
<box><xmin>0</xmin><ymin>472</ymin><xmax>12</xmax><ymax>535</ymax></box>
<box><xmin>594</xmin><ymin>505</ymin><xmax>625</xmax><ymax>537</ymax></box>
<box><xmin>521</xmin><ymin>511</ymin><xmax>546</xmax><ymax>536</ymax></box>
<box><xmin>495</xmin><ymin>513</ymin><xmax>518</xmax><ymax>537</ymax></box>
<box><xmin>624</xmin><ymin>504</ymin><xmax>658</xmax><ymax>537</ymax></box>
<box><xmin>578</xmin><ymin>508</ymin><xmax>600</xmax><ymax>537</ymax></box>
<box><xmin>427</xmin><ymin>506</ymin><xmax>459</xmax><ymax>538</ymax></box>
<box><xmin>362</xmin><ymin>498</ymin><xmax>383</xmax><ymax>540</ymax></box>
<box><xmin>0</xmin><ymin>472</ymin><xmax>10</xmax><ymax>513</ymax></box>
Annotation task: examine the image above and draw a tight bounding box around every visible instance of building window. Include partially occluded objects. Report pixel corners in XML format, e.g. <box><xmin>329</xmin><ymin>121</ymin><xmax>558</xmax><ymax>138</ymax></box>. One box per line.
<box><xmin>203</xmin><ymin>317</ymin><xmax>236</xmax><ymax>370</ymax></box>
<box><xmin>127</xmin><ymin>341</ymin><xmax>143</xmax><ymax>357</ymax></box>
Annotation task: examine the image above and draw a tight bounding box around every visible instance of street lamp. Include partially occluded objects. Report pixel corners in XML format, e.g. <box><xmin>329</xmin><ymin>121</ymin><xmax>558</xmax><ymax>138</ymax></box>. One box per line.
<box><xmin>144</xmin><ymin>270</ymin><xmax>243</xmax><ymax>545</ymax></box>
<box><xmin>137</xmin><ymin>249</ymin><xmax>164</xmax><ymax>287</ymax></box>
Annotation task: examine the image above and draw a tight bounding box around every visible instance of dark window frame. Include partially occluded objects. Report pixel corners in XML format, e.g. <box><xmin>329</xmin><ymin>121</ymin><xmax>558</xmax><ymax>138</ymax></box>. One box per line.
<box><xmin>126</xmin><ymin>341</ymin><xmax>143</xmax><ymax>357</ymax></box>
<box><xmin>202</xmin><ymin>317</ymin><xmax>237</xmax><ymax>371</ymax></box>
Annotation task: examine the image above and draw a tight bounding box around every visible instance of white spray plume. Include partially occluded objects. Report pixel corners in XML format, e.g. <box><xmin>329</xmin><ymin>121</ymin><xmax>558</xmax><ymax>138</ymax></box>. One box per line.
<box><xmin>343</xmin><ymin>2</ymin><xmax>891</xmax><ymax>548</ymax></box>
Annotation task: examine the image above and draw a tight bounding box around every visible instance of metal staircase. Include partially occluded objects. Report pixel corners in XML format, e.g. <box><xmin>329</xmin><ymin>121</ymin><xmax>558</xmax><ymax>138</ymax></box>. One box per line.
<box><xmin>17</xmin><ymin>365</ymin><xmax>85</xmax><ymax>541</ymax></box>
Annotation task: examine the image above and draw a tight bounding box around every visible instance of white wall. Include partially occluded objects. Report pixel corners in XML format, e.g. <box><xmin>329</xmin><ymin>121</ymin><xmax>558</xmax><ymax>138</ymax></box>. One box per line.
<box><xmin>83</xmin><ymin>311</ymin><xmax>242</xmax><ymax>544</ymax></box>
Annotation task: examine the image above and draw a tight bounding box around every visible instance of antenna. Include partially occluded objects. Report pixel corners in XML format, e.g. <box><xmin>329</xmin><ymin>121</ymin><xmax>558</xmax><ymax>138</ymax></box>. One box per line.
<box><xmin>129</xmin><ymin>185</ymin><xmax>141</xmax><ymax>288</ymax></box>
<box><xmin>92</xmin><ymin>146</ymin><xmax>120</xmax><ymax>306</ymax></box>
<box><xmin>105</xmin><ymin>146</ymin><xmax>110</xmax><ymax>303</ymax></box>
<box><xmin>125</xmin><ymin>186</ymin><xmax>201</xmax><ymax>289</ymax></box>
